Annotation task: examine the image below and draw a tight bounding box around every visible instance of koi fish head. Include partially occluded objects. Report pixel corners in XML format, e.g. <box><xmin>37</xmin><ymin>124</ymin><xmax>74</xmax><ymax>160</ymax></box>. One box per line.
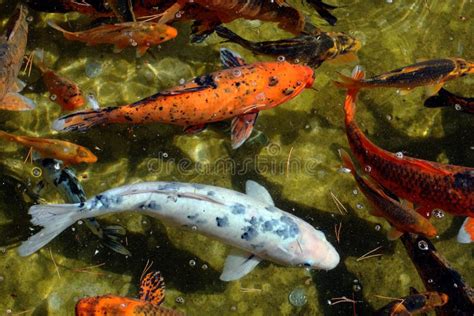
<box><xmin>75</xmin><ymin>147</ymin><xmax>98</xmax><ymax>164</ymax></box>
<box><xmin>62</xmin><ymin>94</ymin><xmax>85</xmax><ymax>111</ymax></box>
<box><xmin>148</xmin><ymin>24</ymin><xmax>178</xmax><ymax>44</ymax></box>
<box><xmin>334</xmin><ymin>32</ymin><xmax>362</xmax><ymax>56</ymax></box>
<box><xmin>426</xmin><ymin>291</ymin><xmax>449</xmax><ymax>307</ymax></box>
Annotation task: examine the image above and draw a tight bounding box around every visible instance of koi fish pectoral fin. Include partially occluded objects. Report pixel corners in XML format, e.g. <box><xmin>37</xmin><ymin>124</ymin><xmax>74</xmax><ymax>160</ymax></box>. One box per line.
<box><xmin>0</xmin><ymin>92</ymin><xmax>36</xmax><ymax>111</ymax></box>
<box><xmin>245</xmin><ymin>180</ymin><xmax>275</xmax><ymax>206</ymax></box>
<box><xmin>220</xmin><ymin>48</ymin><xmax>247</xmax><ymax>68</ymax></box>
<box><xmin>220</xmin><ymin>248</ymin><xmax>262</xmax><ymax>282</ymax></box>
<box><xmin>11</xmin><ymin>79</ymin><xmax>26</xmax><ymax>93</ymax></box>
<box><xmin>184</xmin><ymin>124</ymin><xmax>207</xmax><ymax>134</ymax></box>
<box><xmin>231</xmin><ymin>113</ymin><xmax>258</xmax><ymax>149</ymax></box>
<box><xmin>387</xmin><ymin>227</ymin><xmax>404</xmax><ymax>240</ymax></box>
<box><xmin>424</xmin><ymin>83</ymin><xmax>445</xmax><ymax>97</ymax></box>
<box><xmin>457</xmin><ymin>217</ymin><xmax>474</xmax><ymax>244</ymax></box>
<box><xmin>139</xmin><ymin>271</ymin><xmax>166</xmax><ymax>306</ymax></box>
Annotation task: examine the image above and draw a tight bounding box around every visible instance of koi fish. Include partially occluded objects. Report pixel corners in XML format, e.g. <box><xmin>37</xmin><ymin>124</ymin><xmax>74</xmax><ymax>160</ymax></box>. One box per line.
<box><xmin>158</xmin><ymin>0</ymin><xmax>305</xmax><ymax>35</ymax></box>
<box><xmin>18</xmin><ymin>180</ymin><xmax>340</xmax><ymax>281</ymax></box>
<box><xmin>400</xmin><ymin>233</ymin><xmax>474</xmax><ymax>315</ymax></box>
<box><xmin>374</xmin><ymin>289</ymin><xmax>448</xmax><ymax>316</ymax></box>
<box><xmin>339</xmin><ymin>148</ymin><xmax>437</xmax><ymax>240</ymax></box>
<box><xmin>457</xmin><ymin>217</ymin><xmax>474</xmax><ymax>244</ymax></box>
<box><xmin>334</xmin><ymin>58</ymin><xmax>474</xmax><ymax>95</ymax></box>
<box><xmin>215</xmin><ymin>26</ymin><xmax>361</xmax><ymax>68</ymax></box>
<box><xmin>0</xmin><ymin>5</ymin><xmax>36</xmax><ymax>111</ymax></box>
<box><xmin>305</xmin><ymin>0</ymin><xmax>338</xmax><ymax>26</ymax></box>
<box><xmin>424</xmin><ymin>88</ymin><xmax>474</xmax><ymax>114</ymax></box>
<box><xmin>34</xmin><ymin>50</ymin><xmax>85</xmax><ymax>111</ymax></box>
<box><xmin>76</xmin><ymin>271</ymin><xmax>184</xmax><ymax>316</ymax></box>
<box><xmin>36</xmin><ymin>158</ymin><xmax>130</xmax><ymax>255</ymax></box>
<box><xmin>53</xmin><ymin>48</ymin><xmax>314</xmax><ymax>149</ymax></box>
<box><xmin>0</xmin><ymin>130</ymin><xmax>97</xmax><ymax>165</ymax></box>
<box><xmin>342</xmin><ymin>66</ymin><xmax>474</xmax><ymax>218</ymax></box>
<box><xmin>47</xmin><ymin>20</ymin><xmax>178</xmax><ymax>57</ymax></box>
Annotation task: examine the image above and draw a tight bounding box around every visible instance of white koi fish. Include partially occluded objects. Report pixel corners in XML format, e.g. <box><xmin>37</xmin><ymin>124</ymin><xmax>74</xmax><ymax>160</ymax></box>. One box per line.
<box><xmin>18</xmin><ymin>180</ymin><xmax>339</xmax><ymax>281</ymax></box>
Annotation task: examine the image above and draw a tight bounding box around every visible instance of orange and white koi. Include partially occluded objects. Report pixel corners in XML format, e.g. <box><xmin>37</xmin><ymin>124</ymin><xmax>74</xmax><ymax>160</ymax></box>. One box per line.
<box><xmin>0</xmin><ymin>130</ymin><xmax>97</xmax><ymax>165</ymax></box>
<box><xmin>53</xmin><ymin>48</ymin><xmax>314</xmax><ymax>149</ymax></box>
<box><xmin>0</xmin><ymin>5</ymin><xmax>36</xmax><ymax>111</ymax></box>
<box><xmin>75</xmin><ymin>271</ymin><xmax>184</xmax><ymax>316</ymax></box>
<box><xmin>339</xmin><ymin>148</ymin><xmax>437</xmax><ymax>240</ymax></box>
<box><xmin>342</xmin><ymin>66</ymin><xmax>474</xmax><ymax>218</ymax></box>
<box><xmin>334</xmin><ymin>58</ymin><xmax>474</xmax><ymax>95</ymax></box>
<box><xmin>47</xmin><ymin>20</ymin><xmax>178</xmax><ymax>57</ymax></box>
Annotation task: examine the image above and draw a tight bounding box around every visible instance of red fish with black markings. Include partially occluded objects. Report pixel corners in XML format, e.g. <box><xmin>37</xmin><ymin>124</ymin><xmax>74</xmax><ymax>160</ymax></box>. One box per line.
<box><xmin>75</xmin><ymin>271</ymin><xmax>184</xmax><ymax>316</ymax></box>
<box><xmin>53</xmin><ymin>48</ymin><xmax>314</xmax><ymax>149</ymax></box>
<box><xmin>342</xmin><ymin>67</ymin><xmax>474</xmax><ymax>218</ymax></box>
<box><xmin>374</xmin><ymin>290</ymin><xmax>448</xmax><ymax>316</ymax></box>
<box><xmin>334</xmin><ymin>58</ymin><xmax>474</xmax><ymax>95</ymax></box>
<box><xmin>339</xmin><ymin>148</ymin><xmax>437</xmax><ymax>240</ymax></box>
<box><xmin>424</xmin><ymin>88</ymin><xmax>474</xmax><ymax>114</ymax></box>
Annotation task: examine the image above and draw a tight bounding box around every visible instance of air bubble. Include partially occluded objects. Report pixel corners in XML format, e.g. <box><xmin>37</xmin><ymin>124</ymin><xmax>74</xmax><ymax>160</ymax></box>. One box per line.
<box><xmin>175</xmin><ymin>296</ymin><xmax>185</xmax><ymax>304</ymax></box>
<box><xmin>232</xmin><ymin>69</ymin><xmax>242</xmax><ymax>77</ymax></box>
<box><xmin>374</xmin><ymin>224</ymin><xmax>381</xmax><ymax>231</ymax></box>
<box><xmin>31</xmin><ymin>167</ymin><xmax>42</xmax><ymax>177</ymax></box>
<box><xmin>418</xmin><ymin>240</ymin><xmax>429</xmax><ymax>251</ymax></box>
<box><xmin>356</xmin><ymin>203</ymin><xmax>364</xmax><ymax>209</ymax></box>
<box><xmin>386</xmin><ymin>114</ymin><xmax>392</xmax><ymax>121</ymax></box>
<box><xmin>179</xmin><ymin>78</ymin><xmax>186</xmax><ymax>85</ymax></box>
<box><xmin>162</xmin><ymin>152</ymin><xmax>168</xmax><ymax>158</ymax></box>
<box><xmin>201</xmin><ymin>264</ymin><xmax>208</xmax><ymax>270</ymax></box>
<box><xmin>191</xmin><ymin>225</ymin><xmax>198</xmax><ymax>231</ymax></box>
<box><xmin>395</xmin><ymin>152</ymin><xmax>404</xmax><ymax>159</ymax></box>
<box><xmin>26</xmin><ymin>16</ymin><xmax>33</xmax><ymax>22</ymax></box>
<box><xmin>352</xmin><ymin>189</ymin><xmax>358</xmax><ymax>195</ymax></box>
<box><xmin>352</xmin><ymin>284</ymin><xmax>362</xmax><ymax>292</ymax></box>
<box><xmin>432</xmin><ymin>209</ymin><xmax>445</xmax><ymax>219</ymax></box>
<box><xmin>364</xmin><ymin>165</ymin><xmax>372</xmax><ymax>173</ymax></box>
<box><xmin>277</xmin><ymin>56</ymin><xmax>286</xmax><ymax>62</ymax></box>
<box><xmin>454</xmin><ymin>104</ymin><xmax>462</xmax><ymax>111</ymax></box>
<box><xmin>50</xmin><ymin>94</ymin><xmax>57</xmax><ymax>101</ymax></box>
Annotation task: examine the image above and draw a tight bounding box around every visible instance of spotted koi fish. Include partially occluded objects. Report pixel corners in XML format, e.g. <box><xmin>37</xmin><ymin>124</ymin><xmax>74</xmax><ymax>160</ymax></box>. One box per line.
<box><xmin>0</xmin><ymin>5</ymin><xmax>36</xmax><ymax>111</ymax></box>
<box><xmin>215</xmin><ymin>26</ymin><xmax>361</xmax><ymax>68</ymax></box>
<box><xmin>53</xmin><ymin>48</ymin><xmax>314</xmax><ymax>149</ymax></box>
<box><xmin>0</xmin><ymin>130</ymin><xmax>97</xmax><ymax>165</ymax></box>
<box><xmin>339</xmin><ymin>149</ymin><xmax>437</xmax><ymax>240</ymax></box>
<box><xmin>401</xmin><ymin>233</ymin><xmax>474</xmax><ymax>315</ymax></box>
<box><xmin>374</xmin><ymin>289</ymin><xmax>448</xmax><ymax>316</ymax></box>
<box><xmin>334</xmin><ymin>58</ymin><xmax>474</xmax><ymax>95</ymax></box>
<box><xmin>75</xmin><ymin>271</ymin><xmax>184</xmax><ymax>315</ymax></box>
<box><xmin>342</xmin><ymin>67</ymin><xmax>474</xmax><ymax>218</ymax></box>
<box><xmin>424</xmin><ymin>88</ymin><xmax>474</xmax><ymax>114</ymax></box>
<box><xmin>18</xmin><ymin>180</ymin><xmax>339</xmax><ymax>281</ymax></box>
<box><xmin>47</xmin><ymin>20</ymin><xmax>178</xmax><ymax>57</ymax></box>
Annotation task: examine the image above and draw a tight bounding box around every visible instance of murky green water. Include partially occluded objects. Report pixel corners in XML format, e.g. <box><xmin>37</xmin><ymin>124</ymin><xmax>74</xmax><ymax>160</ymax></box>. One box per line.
<box><xmin>0</xmin><ymin>1</ymin><xmax>472</xmax><ymax>315</ymax></box>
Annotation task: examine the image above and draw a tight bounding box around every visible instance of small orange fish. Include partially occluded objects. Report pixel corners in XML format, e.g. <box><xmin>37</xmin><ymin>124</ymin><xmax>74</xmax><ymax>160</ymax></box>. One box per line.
<box><xmin>35</xmin><ymin>52</ymin><xmax>85</xmax><ymax>111</ymax></box>
<box><xmin>75</xmin><ymin>271</ymin><xmax>184</xmax><ymax>316</ymax></box>
<box><xmin>339</xmin><ymin>148</ymin><xmax>437</xmax><ymax>240</ymax></box>
<box><xmin>0</xmin><ymin>130</ymin><xmax>97</xmax><ymax>165</ymax></box>
<box><xmin>0</xmin><ymin>5</ymin><xmax>36</xmax><ymax>111</ymax></box>
<box><xmin>334</xmin><ymin>58</ymin><xmax>474</xmax><ymax>95</ymax></box>
<box><xmin>53</xmin><ymin>48</ymin><xmax>314</xmax><ymax>149</ymax></box>
<box><xmin>47</xmin><ymin>20</ymin><xmax>178</xmax><ymax>57</ymax></box>
<box><xmin>374</xmin><ymin>290</ymin><xmax>448</xmax><ymax>316</ymax></box>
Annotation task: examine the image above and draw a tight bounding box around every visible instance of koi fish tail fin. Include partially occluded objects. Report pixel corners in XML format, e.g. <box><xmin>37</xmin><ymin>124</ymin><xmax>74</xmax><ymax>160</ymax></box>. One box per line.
<box><xmin>139</xmin><ymin>271</ymin><xmax>166</xmax><ymax>305</ymax></box>
<box><xmin>215</xmin><ymin>26</ymin><xmax>252</xmax><ymax>49</ymax></box>
<box><xmin>333</xmin><ymin>66</ymin><xmax>365</xmax><ymax>90</ymax></box>
<box><xmin>306</xmin><ymin>0</ymin><xmax>338</xmax><ymax>26</ymax></box>
<box><xmin>276</xmin><ymin>6</ymin><xmax>305</xmax><ymax>35</ymax></box>
<box><xmin>101</xmin><ymin>225</ymin><xmax>131</xmax><ymax>256</ymax></box>
<box><xmin>17</xmin><ymin>203</ymin><xmax>84</xmax><ymax>256</ymax></box>
<box><xmin>47</xmin><ymin>20</ymin><xmax>76</xmax><ymax>39</ymax></box>
<box><xmin>457</xmin><ymin>217</ymin><xmax>474</xmax><ymax>244</ymax></box>
<box><xmin>338</xmin><ymin>148</ymin><xmax>356</xmax><ymax>176</ymax></box>
<box><xmin>52</xmin><ymin>109</ymin><xmax>109</xmax><ymax>132</ymax></box>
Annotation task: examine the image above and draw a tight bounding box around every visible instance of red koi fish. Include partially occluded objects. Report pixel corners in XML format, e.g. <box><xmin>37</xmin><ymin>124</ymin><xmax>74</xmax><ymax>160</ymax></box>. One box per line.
<box><xmin>0</xmin><ymin>5</ymin><xmax>36</xmax><ymax>111</ymax></box>
<box><xmin>53</xmin><ymin>48</ymin><xmax>314</xmax><ymax>149</ymax></box>
<box><xmin>339</xmin><ymin>148</ymin><xmax>437</xmax><ymax>240</ymax></box>
<box><xmin>335</xmin><ymin>58</ymin><xmax>474</xmax><ymax>95</ymax></box>
<box><xmin>76</xmin><ymin>271</ymin><xmax>184</xmax><ymax>316</ymax></box>
<box><xmin>34</xmin><ymin>50</ymin><xmax>85</xmax><ymax>111</ymax></box>
<box><xmin>343</xmin><ymin>66</ymin><xmax>474</xmax><ymax>218</ymax></box>
<box><xmin>47</xmin><ymin>20</ymin><xmax>178</xmax><ymax>57</ymax></box>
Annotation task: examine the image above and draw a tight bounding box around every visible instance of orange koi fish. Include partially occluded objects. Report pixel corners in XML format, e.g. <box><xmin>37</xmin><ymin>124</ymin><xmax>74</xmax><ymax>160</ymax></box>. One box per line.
<box><xmin>335</xmin><ymin>58</ymin><xmax>474</xmax><ymax>95</ymax></box>
<box><xmin>0</xmin><ymin>5</ymin><xmax>36</xmax><ymax>111</ymax></box>
<box><xmin>343</xmin><ymin>67</ymin><xmax>474</xmax><ymax>218</ymax></box>
<box><xmin>0</xmin><ymin>130</ymin><xmax>97</xmax><ymax>165</ymax></box>
<box><xmin>47</xmin><ymin>20</ymin><xmax>178</xmax><ymax>57</ymax></box>
<box><xmin>424</xmin><ymin>88</ymin><xmax>474</xmax><ymax>114</ymax></box>
<box><xmin>339</xmin><ymin>148</ymin><xmax>437</xmax><ymax>240</ymax></box>
<box><xmin>75</xmin><ymin>271</ymin><xmax>184</xmax><ymax>316</ymax></box>
<box><xmin>34</xmin><ymin>51</ymin><xmax>85</xmax><ymax>111</ymax></box>
<box><xmin>158</xmin><ymin>0</ymin><xmax>305</xmax><ymax>35</ymax></box>
<box><xmin>53</xmin><ymin>48</ymin><xmax>314</xmax><ymax>149</ymax></box>
<box><xmin>374</xmin><ymin>290</ymin><xmax>448</xmax><ymax>316</ymax></box>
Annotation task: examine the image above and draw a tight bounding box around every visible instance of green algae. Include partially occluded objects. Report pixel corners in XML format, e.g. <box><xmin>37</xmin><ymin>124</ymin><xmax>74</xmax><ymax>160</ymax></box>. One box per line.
<box><xmin>0</xmin><ymin>0</ymin><xmax>473</xmax><ymax>315</ymax></box>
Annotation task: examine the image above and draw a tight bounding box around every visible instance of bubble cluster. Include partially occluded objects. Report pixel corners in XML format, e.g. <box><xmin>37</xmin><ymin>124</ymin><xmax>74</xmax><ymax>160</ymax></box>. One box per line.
<box><xmin>175</xmin><ymin>296</ymin><xmax>185</xmax><ymax>304</ymax></box>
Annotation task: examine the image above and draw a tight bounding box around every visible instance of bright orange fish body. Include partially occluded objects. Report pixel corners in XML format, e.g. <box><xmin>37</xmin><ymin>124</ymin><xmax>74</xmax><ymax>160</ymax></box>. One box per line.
<box><xmin>47</xmin><ymin>21</ymin><xmax>178</xmax><ymax>57</ymax></box>
<box><xmin>54</xmin><ymin>49</ymin><xmax>314</xmax><ymax>148</ymax></box>
<box><xmin>335</xmin><ymin>58</ymin><xmax>474</xmax><ymax>94</ymax></box>
<box><xmin>343</xmin><ymin>68</ymin><xmax>474</xmax><ymax>218</ymax></box>
<box><xmin>0</xmin><ymin>130</ymin><xmax>97</xmax><ymax>165</ymax></box>
<box><xmin>0</xmin><ymin>5</ymin><xmax>36</xmax><ymax>111</ymax></box>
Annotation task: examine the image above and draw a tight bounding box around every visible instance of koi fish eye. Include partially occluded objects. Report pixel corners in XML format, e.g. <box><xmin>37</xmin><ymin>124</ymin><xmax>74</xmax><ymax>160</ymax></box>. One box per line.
<box><xmin>303</xmin><ymin>263</ymin><xmax>311</xmax><ymax>267</ymax></box>
<box><xmin>78</xmin><ymin>150</ymin><xmax>88</xmax><ymax>158</ymax></box>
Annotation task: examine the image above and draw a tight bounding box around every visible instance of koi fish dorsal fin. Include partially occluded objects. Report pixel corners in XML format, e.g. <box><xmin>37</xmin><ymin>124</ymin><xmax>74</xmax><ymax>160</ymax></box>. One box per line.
<box><xmin>220</xmin><ymin>48</ymin><xmax>247</xmax><ymax>68</ymax></box>
<box><xmin>220</xmin><ymin>248</ymin><xmax>262</xmax><ymax>281</ymax></box>
<box><xmin>457</xmin><ymin>217</ymin><xmax>474</xmax><ymax>244</ymax></box>
<box><xmin>245</xmin><ymin>180</ymin><xmax>274</xmax><ymax>206</ymax></box>
<box><xmin>139</xmin><ymin>271</ymin><xmax>166</xmax><ymax>306</ymax></box>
